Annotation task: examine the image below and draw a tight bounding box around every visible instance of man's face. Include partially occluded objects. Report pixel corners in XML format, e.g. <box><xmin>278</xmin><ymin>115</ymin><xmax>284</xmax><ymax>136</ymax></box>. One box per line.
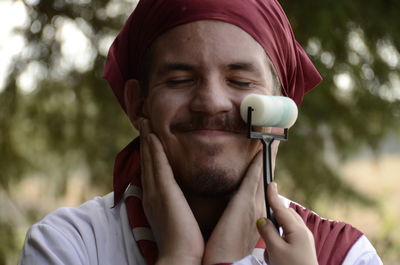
<box><xmin>142</xmin><ymin>20</ymin><xmax>276</xmax><ymax>196</ymax></box>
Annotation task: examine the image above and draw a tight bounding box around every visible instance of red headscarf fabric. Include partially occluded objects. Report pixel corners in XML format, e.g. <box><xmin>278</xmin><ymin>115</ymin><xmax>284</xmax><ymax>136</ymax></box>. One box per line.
<box><xmin>115</xmin><ymin>138</ymin><xmax>363</xmax><ymax>265</ymax></box>
<box><xmin>103</xmin><ymin>0</ymin><xmax>322</xmax><ymax>112</ymax></box>
<box><xmin>104</xmin><ymin>0</ymin><xmax>324</xmax><ymax>223</ymax></box>
<box><xmin>104</xmin><ymin>2</ymin><xmax>324</xmax><ymax>263</ymax></box>
<box><xmin>105</xmin><ymin>0</ymin><xmax>324</xmax><ymax>219</ymax></box>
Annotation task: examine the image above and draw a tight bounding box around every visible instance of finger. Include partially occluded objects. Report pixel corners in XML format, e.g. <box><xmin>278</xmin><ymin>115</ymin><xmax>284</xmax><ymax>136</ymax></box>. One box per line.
<box><xmin>267</xmin><ymin>182</ymin><xmax>286</xmax><ymax>215</ymax></box>
<box><xmin>263</xmin><ymin>248</ymin><xmax>270</xmax><ymax>265</ymax></box>
<box><xmin>147</xmin><ymin>133</ymin><xmax>176</xmax><ymax>188</ymax></box>
<box><xmin>268</xmin><ymin>183</ymin><xmax>299</xmax><ymax>234</ymax></box>
<box><xmin>140</xmin><ymin>119</ymin><xmax>155</xmax><ymax>190</ymax></box>
<box><xmin>140</xmin><ymin>132</ymin><xmax>155</xmax><ymax>191</ymax></box>
<box><xmin>140</xmin><ymin>118</ymin><xmax>151</xmax><ymax>135</ymax></box>
<box><xmin>257</xmin><ymin>217</ymin><xmax>284</xmax><ymax>251</ymax></box>
<box><xmin>236</xmin><ymin>151</ymin><xmax>263</xmax><ymax>197</ymax></box>
<box><xmin>289</xmin><ymin>207</ymin><xmax>305</xmax><ymax>224</ymax></box>
<box><xmin>267</xmin><ymin>182</ymin><xmax>284</xmax><ymax>210</ymax></box>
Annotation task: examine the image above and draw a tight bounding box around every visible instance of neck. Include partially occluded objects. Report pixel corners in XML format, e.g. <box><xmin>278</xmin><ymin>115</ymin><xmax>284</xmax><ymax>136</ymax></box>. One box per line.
<box><xmin>184</xmin><ymin>192</ymin><xmax>230</xmax><ymax>240</ymax></box>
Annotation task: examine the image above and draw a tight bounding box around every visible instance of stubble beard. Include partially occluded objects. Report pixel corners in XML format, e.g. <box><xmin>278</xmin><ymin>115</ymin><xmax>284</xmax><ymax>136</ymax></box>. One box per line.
<box><xmin>168</xmin><ymin>110</ymin><xmax>249</xmax><ymax>196</ymax></box>
<box><xmin>174</xmin><ymin>145</ymin><xmax>243</xmax><ymax>197</ymax></box>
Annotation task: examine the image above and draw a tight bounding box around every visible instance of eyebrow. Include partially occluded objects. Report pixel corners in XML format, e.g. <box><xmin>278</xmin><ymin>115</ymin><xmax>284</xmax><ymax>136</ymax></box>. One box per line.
<box><xmin>156</xmin><ymin>63</ymin><xmax>196</xmax><ymax>76</ymax></box>
<box><xmin>227</xmin><ymin>62</ymin><xmax>262</xmax><ymax>75</ymax></box>
<box><xmin>155</xmin><ymin>61</ymin><xmax>263</xmax><ymax>76</ymax></box>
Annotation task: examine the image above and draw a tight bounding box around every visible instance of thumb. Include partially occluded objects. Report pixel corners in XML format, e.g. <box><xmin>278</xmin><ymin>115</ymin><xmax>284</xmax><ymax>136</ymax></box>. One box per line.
<box><xmin>256</xmin><ymin>217</ymin><xmax>283</xmax><ymax>252</ymax></box>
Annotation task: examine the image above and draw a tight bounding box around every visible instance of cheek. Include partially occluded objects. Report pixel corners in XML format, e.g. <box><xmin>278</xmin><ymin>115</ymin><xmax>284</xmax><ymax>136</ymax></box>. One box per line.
<box><xmin>145</xmin><ymin>91</ymin><xmax>188</xmax><ymax>133</ymax></box>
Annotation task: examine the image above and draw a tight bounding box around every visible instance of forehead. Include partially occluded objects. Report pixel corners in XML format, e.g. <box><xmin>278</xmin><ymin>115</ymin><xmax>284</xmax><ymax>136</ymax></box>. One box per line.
<box><xmin>149</xmin><ymin>20</ymin><xmax>269</xmax><ymax>69</ymax></box>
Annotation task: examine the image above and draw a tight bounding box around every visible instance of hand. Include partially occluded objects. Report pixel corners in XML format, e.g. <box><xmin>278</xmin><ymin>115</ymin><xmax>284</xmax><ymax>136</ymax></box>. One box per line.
<box><xmin>203</xmin><ymin>151</ymin><xmax>265</xmax><ymax>265</ymax></box>
<box><xmin>256</xmin><ymin>183</ymin><xmax>319</xmax><ymax>265</ymax></box>
<box><xmin>139</xmin><ymin>119</ymin><xmax>204</xmax><ymax>265</ymax></box>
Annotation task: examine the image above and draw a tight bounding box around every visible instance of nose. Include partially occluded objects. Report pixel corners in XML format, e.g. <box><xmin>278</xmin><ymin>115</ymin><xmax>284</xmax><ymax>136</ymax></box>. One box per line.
<box><xmin>189</xmin><ymin>77</ymin><xmax>233</xmax><ymax>115</ymax></box>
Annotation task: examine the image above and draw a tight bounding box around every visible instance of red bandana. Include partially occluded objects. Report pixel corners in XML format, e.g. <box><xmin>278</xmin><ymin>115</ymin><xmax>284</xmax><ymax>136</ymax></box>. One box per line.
<box><xmin>104</xmin><ymin>0</ymin><xmax>325</xmax><ymax>264</ymax></box>
<box><xmin>103</xmin><ymin>0</ymin><xmax>322</xmax><ymax>111</ymax></box>
<box><xmin>105</xmin><ymin>0</ymin><xmax>323</xmax><ymax>215</ymax></box>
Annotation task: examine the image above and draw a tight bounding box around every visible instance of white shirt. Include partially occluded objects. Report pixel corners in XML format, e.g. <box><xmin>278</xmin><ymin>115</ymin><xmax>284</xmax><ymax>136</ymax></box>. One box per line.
<box><xmin>18</xmin><ymin>193</ymin><xmax>383</xmax><ymax>265</ymax></box>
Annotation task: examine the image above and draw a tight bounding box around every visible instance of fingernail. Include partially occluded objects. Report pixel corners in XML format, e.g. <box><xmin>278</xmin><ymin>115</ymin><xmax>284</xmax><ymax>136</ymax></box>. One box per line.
<box><xmin>272</xmin><ymin>182</ymin><xmax>278</xmax><ymax>193</ymax></box>
<box><xmin>256</xmin><ymin>217</ymin><xmax>267</xmax><ymax>228</ymax></box>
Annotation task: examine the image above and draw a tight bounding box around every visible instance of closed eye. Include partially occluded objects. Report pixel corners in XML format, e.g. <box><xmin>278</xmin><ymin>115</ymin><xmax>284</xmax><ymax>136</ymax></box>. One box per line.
<box><xmin>228</xmin><ymin>79</ymin><xmax>253</xmax><ymax>88</ymax></box>
<box><xmin>166</xmin><ymin>79</ymin><xmax>194</xmax><ymax>87</ymax></box>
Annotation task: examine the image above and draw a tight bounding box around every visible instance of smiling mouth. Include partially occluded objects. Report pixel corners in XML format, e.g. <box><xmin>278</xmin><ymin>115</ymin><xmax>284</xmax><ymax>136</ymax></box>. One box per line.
<box><xmin>170</xmin><ymin>114</ymin><xmax>248</xmax><ymax>136</ymax></box>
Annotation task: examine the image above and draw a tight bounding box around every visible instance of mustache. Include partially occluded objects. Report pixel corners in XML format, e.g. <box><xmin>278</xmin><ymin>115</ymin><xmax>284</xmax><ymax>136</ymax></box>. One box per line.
<box><xmin>171</xmin><ymin>113</ymin><xmax>247</xmax><ymax>134</ymax></box>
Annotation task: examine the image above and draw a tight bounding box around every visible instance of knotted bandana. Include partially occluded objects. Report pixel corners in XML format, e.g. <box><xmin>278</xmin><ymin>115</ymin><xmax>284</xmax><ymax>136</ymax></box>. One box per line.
<box><xmin>103</xmin><ymin>0</ymin><xmax>322</xmax><ymax>112</ymax></box>
<box><xmin>105</xmin><ymin>0</ymin><xmax>323</xmax><ymax>207</ymax></box>
<box><xmin>103</xmin><ymin>0</ymin><xmax>327</xmax><ymax>264</ymax></box>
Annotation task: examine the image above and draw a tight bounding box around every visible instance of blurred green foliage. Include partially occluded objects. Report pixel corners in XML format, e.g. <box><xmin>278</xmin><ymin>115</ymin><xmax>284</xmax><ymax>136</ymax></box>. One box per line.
<box><xmin>1</xmin><ymin>0</ymin><xmax>400</xmax><ymax>264</ymax></box>
<box><xmin>0</xmin><ymin>221</ymin><xmax>17</xmax><ymax>265</ymax></box>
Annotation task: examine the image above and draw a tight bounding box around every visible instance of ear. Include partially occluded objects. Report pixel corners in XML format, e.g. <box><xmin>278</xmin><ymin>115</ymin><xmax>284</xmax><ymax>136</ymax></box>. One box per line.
<box><xmin>124</xmin><ymin>79</ymin><xmax>146</xmax><ymax>130</ymax></box>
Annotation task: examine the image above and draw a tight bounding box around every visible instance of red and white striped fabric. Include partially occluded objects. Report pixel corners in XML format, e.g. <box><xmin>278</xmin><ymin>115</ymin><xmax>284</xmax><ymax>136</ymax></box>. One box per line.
<box><xmin>114</xmin><ymin>137</ymin><xmax>364</xmax><ymax>265</ymax></box>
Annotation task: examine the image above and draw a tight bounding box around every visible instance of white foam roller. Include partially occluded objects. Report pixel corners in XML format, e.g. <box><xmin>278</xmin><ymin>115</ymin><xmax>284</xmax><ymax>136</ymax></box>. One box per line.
<box><xmin>240</xmin><ymin>94</ymin><xmax>298</xmax><ymax>128</ymax></box>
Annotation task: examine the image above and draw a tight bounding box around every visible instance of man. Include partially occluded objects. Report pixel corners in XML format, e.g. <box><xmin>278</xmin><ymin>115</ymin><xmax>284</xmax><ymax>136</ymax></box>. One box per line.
<box><xmin>19</xmin><ymin>0</ymin><xmax>382</xmax><ymax>264</ymax></box>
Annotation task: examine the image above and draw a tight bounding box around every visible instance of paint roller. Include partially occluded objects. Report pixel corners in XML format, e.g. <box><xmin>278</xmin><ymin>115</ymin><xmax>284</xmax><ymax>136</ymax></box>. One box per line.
<box><xmin>240</xmin><ymin>94</ymin><xmax>298</xmax><ymax>128</ymax></box>
<box><xmin>240</xmin><ymin>94</ymin><xmax>298</xmax><ymax>230</ymax></box>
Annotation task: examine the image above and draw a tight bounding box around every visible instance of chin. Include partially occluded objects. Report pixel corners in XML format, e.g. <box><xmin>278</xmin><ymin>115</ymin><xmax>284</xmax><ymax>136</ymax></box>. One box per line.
<box><xmin>176</xmin><ymin>163</ymin><xmax>244</xmax><ymax>197</ymax></box>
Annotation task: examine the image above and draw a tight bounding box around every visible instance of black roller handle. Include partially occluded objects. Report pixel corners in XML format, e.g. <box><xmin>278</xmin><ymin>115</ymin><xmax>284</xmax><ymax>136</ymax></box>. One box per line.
<box><xmin>246</xmin><ymin>107</ymin><xmax>288</xmax><ymax>231</ymax></box>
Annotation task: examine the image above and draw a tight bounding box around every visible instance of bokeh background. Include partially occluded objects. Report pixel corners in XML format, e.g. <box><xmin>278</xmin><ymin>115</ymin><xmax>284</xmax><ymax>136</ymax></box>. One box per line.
<box><xmin>1</xmin><ymin>0</ymin><xmax>399</xmax><ymax>264</ymax></box>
